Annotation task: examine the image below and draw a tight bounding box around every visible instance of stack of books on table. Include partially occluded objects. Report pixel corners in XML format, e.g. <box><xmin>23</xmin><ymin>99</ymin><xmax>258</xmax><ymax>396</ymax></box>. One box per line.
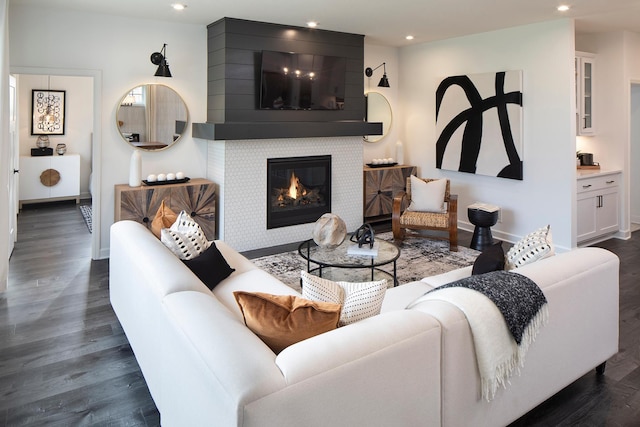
<box><xmin>347</xmin><ymin>242</ymin><xmax>379</xmax><ymax>256</ymax></box>
<box><xmin>468</xmin><ymin>202</ymin><xmax>500</xmax><ymax>213</ymax></box>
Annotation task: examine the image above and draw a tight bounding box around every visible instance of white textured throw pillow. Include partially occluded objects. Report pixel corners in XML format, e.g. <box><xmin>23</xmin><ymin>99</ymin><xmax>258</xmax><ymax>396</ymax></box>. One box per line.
<box><xmin>300</xmin><ymin>271</ymin><xmax>387</xmax><ymax>326</ymax></box>
<box><xmin>506</xmin><ymin>225</ymin><xmax>555</xmax><ymax>270</ymax></box>
<box><xmin>160</xmin><ymin>211</ymin><xmax>210</xmax><ymax>260</ymax></box>
<box><xmin>406</xmin><ymin>176</ymin><xmax>447</xmax><ymax>213</ymax></box>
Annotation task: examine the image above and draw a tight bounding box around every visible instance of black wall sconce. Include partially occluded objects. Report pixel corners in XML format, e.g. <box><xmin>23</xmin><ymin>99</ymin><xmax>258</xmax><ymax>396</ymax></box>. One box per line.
<box><xmin>150</xmin><ymin>43</ymin><xmax>172</xmax><ymax>77</ymax></box>
<box><xmin>365</xmin><ymin>62</ymin><xmax>390</xmax><ymax>87</ymax></box>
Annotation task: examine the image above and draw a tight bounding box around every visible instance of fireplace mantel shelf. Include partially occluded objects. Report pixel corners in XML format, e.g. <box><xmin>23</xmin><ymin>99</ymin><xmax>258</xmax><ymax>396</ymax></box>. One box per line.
<box><xmin>192</xmin><ymin>121</ymin><xmax>382</xmax><ymax>141</ymax></box>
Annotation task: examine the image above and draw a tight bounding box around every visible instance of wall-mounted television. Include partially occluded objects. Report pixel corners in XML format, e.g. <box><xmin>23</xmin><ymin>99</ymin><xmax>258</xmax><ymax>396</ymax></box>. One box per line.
<box><xmin>259</xmin><ymin>50</ymin><xmax>346</xmax><ymax>110</ymax></box>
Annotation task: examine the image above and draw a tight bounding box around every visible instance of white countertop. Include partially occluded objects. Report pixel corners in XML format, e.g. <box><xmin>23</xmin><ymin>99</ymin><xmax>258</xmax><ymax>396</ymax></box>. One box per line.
<box><xmin>577</xmin><ymin>168</ymin><xmax>622</xmax><ymax>180</ymax></box>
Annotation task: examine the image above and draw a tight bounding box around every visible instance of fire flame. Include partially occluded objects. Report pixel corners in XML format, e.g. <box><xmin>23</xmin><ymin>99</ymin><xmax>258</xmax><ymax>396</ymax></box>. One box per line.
<box><xmin>287</xmin><ymin>171</ymin><xmax>307</xmax><ymax>199</ymax></box>
<box><xmin>288</xmin><ymin>172</ymin><xmax>299</xmax><ymax>199</ymax></box>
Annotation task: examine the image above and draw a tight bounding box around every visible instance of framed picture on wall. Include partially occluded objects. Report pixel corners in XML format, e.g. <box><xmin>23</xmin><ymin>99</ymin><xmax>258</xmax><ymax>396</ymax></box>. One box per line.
<box><xmin>435</xmin><ymin>71</ymin><xmax>523</xmax><ymax>180</ymax></box>
<box><xmin>31</xmin><ymin>89</ymin><xmax>66</xmax><ymax>135</ymax></box>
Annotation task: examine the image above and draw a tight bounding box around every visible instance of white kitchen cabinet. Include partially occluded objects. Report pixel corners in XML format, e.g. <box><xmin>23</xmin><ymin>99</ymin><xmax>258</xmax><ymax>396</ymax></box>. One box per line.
<box><xmin>19</xmin><ymin>154</ymin><xmax>80</xmax><ymax>207</ymax></box>
<box><xmin>576</xmin><ymin>52</ymin><xmax>596</xmax><ymax>136</ymax></box>
<box><xmin>577</xmin><ymin>172</ymin><xmax>620</xmax><ymax>243</ymax></box>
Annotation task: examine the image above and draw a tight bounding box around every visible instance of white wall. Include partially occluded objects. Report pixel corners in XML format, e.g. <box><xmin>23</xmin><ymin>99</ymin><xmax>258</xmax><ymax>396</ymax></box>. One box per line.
<box><xmin>626</xmin><ymin>31</ymin><xmax>640</xmax><ymax>225</ymax></box>
<box><xmin>397</xmin><ymin>19</ymin><xmax>577</xmax><ymax>250</ymax></box>
<box><xmin>0</xmin><ymin>0</ymin><xmax>10</xmax><ymax>291</ymax></box>
<box><xmin>575</xmin><ymin>32</ymin><xmax>626</xmax><ymax>172</ymax></box>
<box><xmin>631</xmin><ymin>83</ymin><xmax>640</xmax><ymax>223</ymax></box>
<box><xmin>9</xmin><ymin>4</ymin><xmax>207</xmax><ymax>258</ymax></box>
<box><xmin>576</xmin><ymin>30</ymin><xmax>640</xmax><ymax>236</ymax></box>
<box><xmin>16</xmin><ymin>74</ymin><xmax>93</xmax><ymax>198</ymax></box>
<box><xmin>363</xmin><ymin>44</ymin><xmax>401</xmax><ymax>163</ymax></box>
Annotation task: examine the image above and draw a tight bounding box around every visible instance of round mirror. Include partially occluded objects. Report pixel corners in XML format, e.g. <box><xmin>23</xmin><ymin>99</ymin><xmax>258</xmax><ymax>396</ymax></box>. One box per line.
<box><xmin>363</xmin><ymin>92</ymin><xmax>392</xmax><ymax>143</ymax></box>
<box><xmin>116</xmin><ymin>84</ymin><xmax>189</xmax><ymax>151</ymax></box>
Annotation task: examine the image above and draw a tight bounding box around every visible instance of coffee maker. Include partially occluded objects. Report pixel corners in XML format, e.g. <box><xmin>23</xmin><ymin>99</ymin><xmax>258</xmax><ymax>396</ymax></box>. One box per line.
<box><xmin>578</xmin><ymin>152</ymin><xmax>595</xmax><ymax>166</ymax></box>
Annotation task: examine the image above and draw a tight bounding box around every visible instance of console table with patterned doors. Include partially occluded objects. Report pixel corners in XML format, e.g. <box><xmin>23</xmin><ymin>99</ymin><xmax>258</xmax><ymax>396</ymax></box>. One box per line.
<box><xmin>114</xmin><ymin>178</ymin><xmax>216</xmax><ymax>240</ymax></box>
<box><xmin>363</xmin><ymin>164</ymin><xmax>417</xmax><ymax>223</ymax></box>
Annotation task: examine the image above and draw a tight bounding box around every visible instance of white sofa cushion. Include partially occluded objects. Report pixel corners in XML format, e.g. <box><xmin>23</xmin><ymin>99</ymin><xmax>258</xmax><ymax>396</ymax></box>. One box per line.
<box><xmin>301</xmin><ymin>271</ymin><xmax>387</xmax><ymax>326</ymax></box>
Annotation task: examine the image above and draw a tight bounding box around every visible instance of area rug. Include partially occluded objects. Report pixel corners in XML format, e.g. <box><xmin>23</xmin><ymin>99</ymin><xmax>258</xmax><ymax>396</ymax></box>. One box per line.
<box><xmin>79</xmin><ymin>204</ymin><xmax>92</xmax><ymax>233</ymax></box>
<box><xmin>252</xmin><ymin>232</ymin><xmax>479</xmax><ymax>292</ymax></box>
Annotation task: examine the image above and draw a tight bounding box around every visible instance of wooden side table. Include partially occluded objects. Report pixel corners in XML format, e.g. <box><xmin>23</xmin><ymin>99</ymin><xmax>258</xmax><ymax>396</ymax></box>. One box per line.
<box><xmin>114</xmin><ymin>178</ymin><xmax>216</xmax><ymax>239</ymax></box>
<box><xmin>468</xmin><ymin>207</ymin><xmax>499</xmax><ymax>251</ymax></box>
<box><xmin>363</xmin><ymin>164</ymin><xmax>416</xmax><ymax>222</ymax></box>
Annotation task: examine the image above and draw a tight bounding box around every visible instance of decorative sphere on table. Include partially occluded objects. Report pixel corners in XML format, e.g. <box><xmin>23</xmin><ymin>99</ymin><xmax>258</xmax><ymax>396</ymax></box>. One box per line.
<box><xmin>312</xmin><ymin>213</ymin><xmax>347</xmax><ymax>249</ymax></box>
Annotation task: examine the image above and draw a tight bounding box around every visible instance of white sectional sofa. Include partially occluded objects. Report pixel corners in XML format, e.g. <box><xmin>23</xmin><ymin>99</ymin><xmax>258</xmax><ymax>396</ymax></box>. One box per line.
<box><xmin>109</xmin><ymin>220</ymin><xmax>619</xmax><ymax>427</ymax></box>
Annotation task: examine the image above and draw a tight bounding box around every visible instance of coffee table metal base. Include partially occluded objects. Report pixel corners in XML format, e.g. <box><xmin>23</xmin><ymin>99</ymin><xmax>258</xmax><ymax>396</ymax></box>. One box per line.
<box><xmin>298</xmin><ymin>238</ymin><xmax>400</xmax><ymax>286</ymax></box>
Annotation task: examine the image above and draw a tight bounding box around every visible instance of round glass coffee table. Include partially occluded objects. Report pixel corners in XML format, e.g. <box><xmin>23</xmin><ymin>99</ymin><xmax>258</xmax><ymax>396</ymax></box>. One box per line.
<box><xmin>298</xmin><ymin>237</ymin><xmax>400</xmax><ymax>286</ymax></box>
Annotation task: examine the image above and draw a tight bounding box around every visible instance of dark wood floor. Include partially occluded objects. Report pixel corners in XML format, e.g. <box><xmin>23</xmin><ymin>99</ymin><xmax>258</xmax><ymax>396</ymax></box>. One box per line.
<box><xmin>1</xmin><ymin>202</ymin><xmax>638</xmax><ymax>426</ymax></box>
<box><xmin>1</xmin><ymin>201</ymin><xmax>159</xmax><ymax>426</ymax></box>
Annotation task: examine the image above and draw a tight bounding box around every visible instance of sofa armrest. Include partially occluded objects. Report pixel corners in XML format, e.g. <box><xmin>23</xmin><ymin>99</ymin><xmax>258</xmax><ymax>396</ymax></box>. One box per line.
<box><xmin>160</xmin><ymin>291</ymin><xmax>287</xmax><ymax>427</ymax></box>
<box><xmin>410</xmin><ymin>247</ymin><xmax>620</xmax><ymax>427</ymax></box>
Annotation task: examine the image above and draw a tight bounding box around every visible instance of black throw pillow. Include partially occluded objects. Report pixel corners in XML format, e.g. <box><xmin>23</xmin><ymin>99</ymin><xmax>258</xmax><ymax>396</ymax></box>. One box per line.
<box><xmin>182</xmin><ymin>242</ymin><xmax>235</xmax><ymax>290</ymax></box>
<box><xmin>472</xmin><ymin>241</ymin><xmax>505</xmax><ymax>275</ymax></box>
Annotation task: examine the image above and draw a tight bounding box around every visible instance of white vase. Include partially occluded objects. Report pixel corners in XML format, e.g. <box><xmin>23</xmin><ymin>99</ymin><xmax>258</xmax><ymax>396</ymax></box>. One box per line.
<box><xmin>129</xmin><ymin>150</ymin><xmax>142</xmax><ymax>187</ymax></box>
<box><xmin>396</xmin><ymin>141</ymin><xmax>404</xmax><ymax>165</ymax></box>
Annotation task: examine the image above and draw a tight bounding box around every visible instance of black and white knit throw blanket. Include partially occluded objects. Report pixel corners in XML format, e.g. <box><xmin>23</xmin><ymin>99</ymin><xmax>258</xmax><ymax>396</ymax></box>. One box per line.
<box><xmin>430</xmin><ymin>270</ymin><xmax>547</xmax><ymax>344</ymax></box>
<box><xmin>409</xmin><ymin>270</ymin><xmax>549</xmax><ymax>400</ymax></box>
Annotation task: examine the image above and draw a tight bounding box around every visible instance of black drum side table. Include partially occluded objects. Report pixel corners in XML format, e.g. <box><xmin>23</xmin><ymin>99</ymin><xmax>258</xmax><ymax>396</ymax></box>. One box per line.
<box><xmin>468</xmin><ymin>207</ymin><xmax>499</xmax><ymax>251</ymax></box>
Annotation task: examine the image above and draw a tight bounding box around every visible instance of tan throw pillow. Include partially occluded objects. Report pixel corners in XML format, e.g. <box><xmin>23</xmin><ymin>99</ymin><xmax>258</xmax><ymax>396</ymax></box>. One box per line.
<box><xmin>301</xmin><ymin>271</ymin><xmax>387</xmax><ymax>326</ymax></box>
<box><xmin>406</xmin><ymin>176</ymin><xmax>447</xmax><ymax>213</ymax></box>
<box><xmin>151</xmin><ymin>200</ymin><xmax>177</xmax><ymax>238</ymax></box>
<box><xmin>234</xmin><ymin>291</ymin><xmax>341</xmax><ymax>354</ymax></box>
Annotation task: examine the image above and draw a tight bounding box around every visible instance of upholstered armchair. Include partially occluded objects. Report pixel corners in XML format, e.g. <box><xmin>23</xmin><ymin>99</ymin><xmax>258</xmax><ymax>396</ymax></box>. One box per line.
<box><xmin>392</xmin><ymin>176</ymin><xmax>458</xmax><ymax>251</ymax></box>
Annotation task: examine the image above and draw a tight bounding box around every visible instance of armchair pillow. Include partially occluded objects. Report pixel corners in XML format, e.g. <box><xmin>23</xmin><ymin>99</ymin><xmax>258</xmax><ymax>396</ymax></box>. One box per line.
<box><xmin>406</xmin><ymin>176</ymin><xmax>447</xmax><ymax>213</ymax></box>
<box><xmin>301</xmin><ymin>271</ymin><xmax>387</xmax><ymax>326</ymax></box>
<box><xmin>234</xmin><ymin>291</ymin><xmax>341</xmax><ymax>354</ymax></box>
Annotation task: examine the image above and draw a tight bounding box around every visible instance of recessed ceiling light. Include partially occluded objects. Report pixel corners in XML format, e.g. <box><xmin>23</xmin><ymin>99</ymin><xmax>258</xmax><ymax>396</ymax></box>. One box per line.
<box><xmin>172</xmin><ymin>3</ymin><xmax>187</xmax><ymax>10</ymax></box>
<box><xmin>406</xmin><ymin>35</ymin><xmax>414</xmax><ymax>40</ymax></box>
<box><xmin>557</xmin><ymin>5</ymin><xmax>570</xmax><ymax>12</ymax></box>
<box><xmin>306</xmin><ymin>21</ymin><xmax>318</xmax><ymax>28</ymax></box>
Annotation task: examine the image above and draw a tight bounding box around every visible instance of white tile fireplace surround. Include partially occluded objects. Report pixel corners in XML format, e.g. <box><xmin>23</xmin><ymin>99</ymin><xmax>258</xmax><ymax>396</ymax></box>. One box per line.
<box><xmin>207</xmin><ymin>137</ymin><xmax>364</xmax><ymax>252</ymax></box>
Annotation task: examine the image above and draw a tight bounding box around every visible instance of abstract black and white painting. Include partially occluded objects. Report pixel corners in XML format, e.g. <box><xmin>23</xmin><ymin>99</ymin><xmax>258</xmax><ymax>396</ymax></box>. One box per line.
<box><xmin>435</xmin><ymin>71</ymin><xmax>523</xmax><ymax>180</ymax></box>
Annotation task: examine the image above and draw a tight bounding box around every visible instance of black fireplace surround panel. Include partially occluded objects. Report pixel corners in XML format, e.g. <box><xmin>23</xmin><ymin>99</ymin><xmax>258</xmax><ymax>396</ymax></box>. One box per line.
<box><xmin>192</xmin><ymin>18</ymin><xmax>382</xmax><ymax>141</ymax></box>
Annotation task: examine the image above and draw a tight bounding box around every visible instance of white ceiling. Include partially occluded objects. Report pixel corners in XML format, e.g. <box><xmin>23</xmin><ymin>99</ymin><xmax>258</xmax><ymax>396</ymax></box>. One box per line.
<box><xmin>12</xmin><ymin>0</ymin><xmax>640</xmax><ymax>46</ymax></box>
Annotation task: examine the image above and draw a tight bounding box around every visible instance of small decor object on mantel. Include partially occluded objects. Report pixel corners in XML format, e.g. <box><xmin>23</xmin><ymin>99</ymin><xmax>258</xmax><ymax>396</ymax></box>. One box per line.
<box><xmin>312</xmin><ymin>213</ymin><xmax>347</xmax><ymax>249</ymax></box>
<box><xmin>55</xmin><ymin>143</ymin><xmax>67</xmax><ymax>155</ymax></box>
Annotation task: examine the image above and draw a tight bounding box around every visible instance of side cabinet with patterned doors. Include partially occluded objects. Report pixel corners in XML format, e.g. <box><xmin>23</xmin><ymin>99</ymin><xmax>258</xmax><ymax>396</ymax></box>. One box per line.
<box><xmin>115</xmin><ymin>178</ymin><xmax>216</xmax><ymax>240</ymax></box>
<box><xmin>363</xmin><ymin>165</ymin><xmax>416</xmax><ymax>222</ymax></box>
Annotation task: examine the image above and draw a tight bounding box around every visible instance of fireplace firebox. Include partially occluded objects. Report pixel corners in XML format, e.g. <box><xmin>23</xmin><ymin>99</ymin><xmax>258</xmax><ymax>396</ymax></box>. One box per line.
<box><xmin>267</xmin><ymin>155</ymin><xmax>331</xmax><ymax>229</ymax></box>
